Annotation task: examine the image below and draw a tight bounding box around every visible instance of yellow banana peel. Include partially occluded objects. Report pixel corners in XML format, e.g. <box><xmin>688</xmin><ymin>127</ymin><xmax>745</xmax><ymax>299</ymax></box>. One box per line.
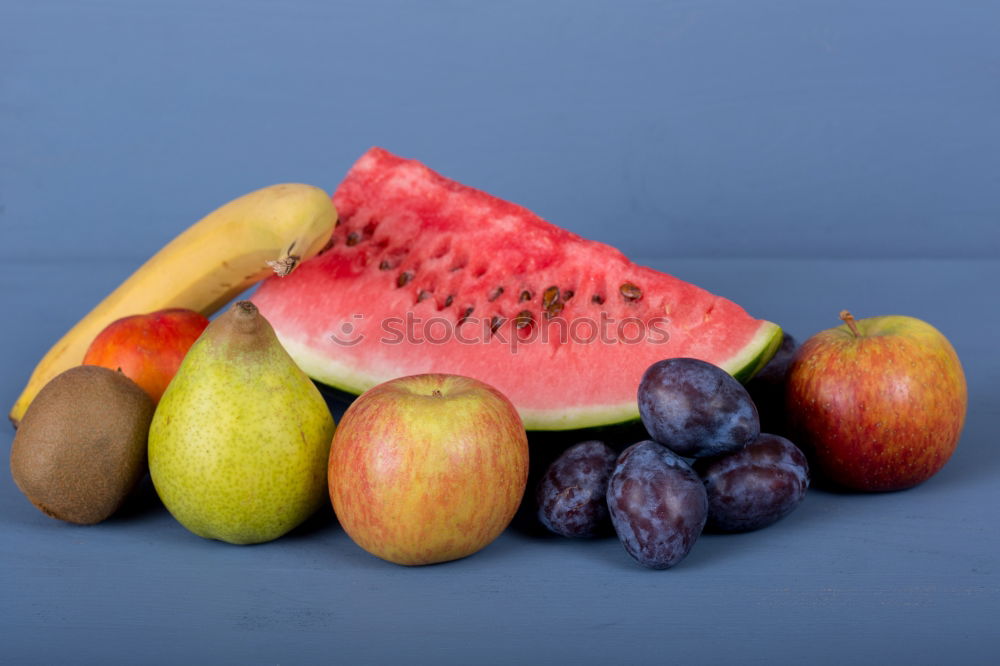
<box><xmin>9</xmin><ymin>183</ymin><xmax>337</xmax><ymax>426</ymax></box>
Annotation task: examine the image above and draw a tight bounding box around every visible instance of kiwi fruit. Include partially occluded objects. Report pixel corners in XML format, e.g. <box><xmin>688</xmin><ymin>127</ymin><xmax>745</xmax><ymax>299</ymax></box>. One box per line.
<box><xmin>10</xmin><ymin>365</ymin><xmax>155</xmax><ymax>525</ymax></box>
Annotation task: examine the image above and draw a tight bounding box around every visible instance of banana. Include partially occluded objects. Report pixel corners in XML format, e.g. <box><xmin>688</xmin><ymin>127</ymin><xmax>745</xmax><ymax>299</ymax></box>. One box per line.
<box><xmin>9</xmin><ymin>183</ymin><xmax>337</xmax><ymax>426</ymax></box>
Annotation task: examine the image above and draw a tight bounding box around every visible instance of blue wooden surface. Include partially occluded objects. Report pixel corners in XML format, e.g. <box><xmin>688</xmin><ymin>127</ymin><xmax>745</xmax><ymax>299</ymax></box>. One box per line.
<box><xmin>2</xmin><ymin>1</ymin><xmax>998</xmax><ymax>663</ymax></box>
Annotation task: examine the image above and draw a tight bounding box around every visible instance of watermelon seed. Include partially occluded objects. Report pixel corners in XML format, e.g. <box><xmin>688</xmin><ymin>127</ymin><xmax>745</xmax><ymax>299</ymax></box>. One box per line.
<box><xmin>562</xmin><ymin>290</ymin><xmax>574</xmax><ymax>301</ymax></box>
<box><xmin>489</xmin><ymin>315</ymin><xmax>505</xmax><ymax>333</ymax></box>
<box><xmin>444</xmin><ymin>295</ymin><xmax>454</xmax><ymax>307</ymax></box>
<box><xmin>591</xmin><ymin>294</ymin><xmax>605</xmax><ymax>305</ymax></box>
<box><xmin>514</xmin><ymin>310</ymin><xmax>534</xmax><ymax>329</ymax></box>
<box><xmin>458</xmin><ymin>306</ymin><xmax>474</xmax><ymax>324</ymax></box>
<box><xmin>379</xmin><ymin>259</ymin><xmax>394</xmax><ymax>270</ymax></box>
<box><xmin>542</xmin><ymin>286</ymin><xmax>560</xmax><ymax>309</ymax></box>
<box><xmin>346</xmin><ymin>231</ymin><xmax>361</xmax><ymax>246</ymax></box>
<box><xmin>519</xmin><ymin>290</ymin><xmax>533</xmax><ymax>302</ymax></box>
<box><xmin>450</xmin><ymin>262</ymin><xmax>466</xmax><ymax>272</ymax></box>
<box><xmin>417</xmin><ymin>290</ymin><xmax>432</xmax><ymax>303</ymax></box>
<box><xmin>488</xmin><ymin>286</ymin><xmax>505</xmax><ymax>302</ymax></box>
<box><xmin>620</xmin><ymin>282</ymin><xmax>642</xmax><ymax>301</ymax></box>
<box><xmin>397</xmin><ymin>271</ymin><xmax>413</xmax><ymax>288</ymax></box>
<box><xmin>545</xmin><ymin>301</ymin><xmax>565</xmax><ymax>319</ymax></box>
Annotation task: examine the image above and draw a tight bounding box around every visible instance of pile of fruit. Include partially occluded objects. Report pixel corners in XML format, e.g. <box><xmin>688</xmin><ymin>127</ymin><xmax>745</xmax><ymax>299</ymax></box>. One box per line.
<box><xmin>7</xmin><ymin>149</ymin><xmax>968</xmax><ymax>569</ymax></box>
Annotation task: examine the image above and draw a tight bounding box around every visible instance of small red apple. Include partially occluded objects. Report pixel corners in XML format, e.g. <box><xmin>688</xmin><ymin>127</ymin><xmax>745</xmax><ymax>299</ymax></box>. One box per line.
<box><xmin>83</xmin><ymin>308</ymin><xmax>209</xmax><ymax>403</ymax></box>
<box><xmin>786</xmin><ymin>311</ymin><xmax>967</xmax><ymax>492</ymax></box>
<box><xmin>329</xmin><ymin>374</ymin><xmax>529</xmax><ymax>566</ymax></box>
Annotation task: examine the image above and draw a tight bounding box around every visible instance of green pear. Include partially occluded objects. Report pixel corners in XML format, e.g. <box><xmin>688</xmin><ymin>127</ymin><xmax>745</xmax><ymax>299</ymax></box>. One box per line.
<box><xmin>149</xmin><ymin>301</ymin><xmax>335</xmax><ymax>544</ymax></box>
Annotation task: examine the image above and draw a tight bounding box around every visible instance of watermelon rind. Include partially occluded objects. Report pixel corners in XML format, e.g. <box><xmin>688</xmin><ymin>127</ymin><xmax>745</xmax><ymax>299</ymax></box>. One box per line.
<box><xmin>728</xmin><ymin>320</ymin><xmax>784</xmax><ymax>384</ymax></box>
<box><xmin>277</xmin><ymin>319</ymin><xmax>783</xmax><ymax>431</ymax></box>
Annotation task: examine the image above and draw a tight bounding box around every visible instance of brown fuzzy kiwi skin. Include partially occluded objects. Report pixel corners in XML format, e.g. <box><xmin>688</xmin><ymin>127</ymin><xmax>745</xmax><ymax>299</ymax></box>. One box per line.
<box><xmin>10</xmin><ymin>365</ymin><xmax>154</xmax><ymax>525</ymax></box>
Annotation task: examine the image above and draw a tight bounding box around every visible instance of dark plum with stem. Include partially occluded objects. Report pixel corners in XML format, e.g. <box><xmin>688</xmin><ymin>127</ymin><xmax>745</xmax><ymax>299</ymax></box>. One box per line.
<box><xmin>638</xmin><ymin>357</ymin><xmax>760</xmax><ymax>458</ymax></box>
<box><xmin>606</xmin><ymin>441</ymin><xmax>707</xmax><ymax>569</ymax></box>
<box><xmin>694</xmin><ymin>433</ymin><xmax>809</xmax><ymax>533</ymax></box>
<box><xmin>537</xmin><ymin>440</ymin><xmax>617</xmax><ymax>538</ymax></box>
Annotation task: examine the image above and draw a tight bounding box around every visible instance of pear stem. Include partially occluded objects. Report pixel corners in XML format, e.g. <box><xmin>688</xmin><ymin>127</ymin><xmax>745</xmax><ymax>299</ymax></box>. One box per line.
<box><xmin>228</xmin><ymin>301</ymin><xmax>266</xmax><ymax>337</ymax></box>
<box><xmin>235</xmin><ymin>301</ymin><xmax>258</xmax><ymax>317</ymax></box>
<box><xmin>840</xmin><ymin>310</ymin><xmax>861</xmax><ymax>337</ymax></box>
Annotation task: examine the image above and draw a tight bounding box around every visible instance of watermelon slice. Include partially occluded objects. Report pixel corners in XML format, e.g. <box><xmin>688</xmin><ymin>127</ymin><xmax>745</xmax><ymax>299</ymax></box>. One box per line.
<box><xmin>252</xmin><ymin>148</ymin><xmax>781</xmax><ymax>430</ymax></box>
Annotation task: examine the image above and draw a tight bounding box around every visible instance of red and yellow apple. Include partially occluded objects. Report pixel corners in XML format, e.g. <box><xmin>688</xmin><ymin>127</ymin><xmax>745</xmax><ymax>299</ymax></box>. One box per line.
<box><xmin>786</xmin><ymin>311</ymin><xmax>966</xmax><ymax>492</ymax></box>
<box><xmin>83</xmin><ymin>308</ymin><xmax>209</xmax><ymax>403</ymax></box>
<box><xmin>329</xmin><ymin>374</ymin><xmax>529</xmax><ymax>566</ymax></box>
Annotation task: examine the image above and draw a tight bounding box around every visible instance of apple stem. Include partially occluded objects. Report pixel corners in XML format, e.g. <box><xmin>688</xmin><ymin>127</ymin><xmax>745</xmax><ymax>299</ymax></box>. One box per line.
<box><xmin>840</xmin><ymin>310</ymin><xmax>861</xmax><ymax>337</ymax></box>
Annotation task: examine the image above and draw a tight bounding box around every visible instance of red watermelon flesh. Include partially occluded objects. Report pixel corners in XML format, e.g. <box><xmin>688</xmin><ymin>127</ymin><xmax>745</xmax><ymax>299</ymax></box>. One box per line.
<box><xmin>252</xmin><ymin>147</ymin><xmax>782</xmax><ymax>430</ymax></box>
